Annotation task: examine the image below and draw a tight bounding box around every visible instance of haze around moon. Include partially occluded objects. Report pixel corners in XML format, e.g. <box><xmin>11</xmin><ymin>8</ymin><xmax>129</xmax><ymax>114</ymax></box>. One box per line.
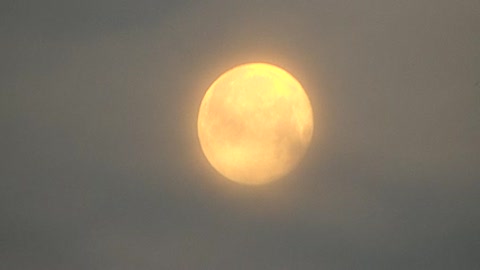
<box><xmin>197</xmin><ymin>63</ymin><xmax>313</xmax><ymax>185</ymax></box>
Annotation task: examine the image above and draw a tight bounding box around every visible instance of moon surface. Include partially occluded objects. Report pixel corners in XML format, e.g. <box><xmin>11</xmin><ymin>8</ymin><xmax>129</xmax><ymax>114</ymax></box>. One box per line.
<box><xmin>198</xmin><ymin>63</ymin><xmax>313</xmax><ymax>185</ymax></box>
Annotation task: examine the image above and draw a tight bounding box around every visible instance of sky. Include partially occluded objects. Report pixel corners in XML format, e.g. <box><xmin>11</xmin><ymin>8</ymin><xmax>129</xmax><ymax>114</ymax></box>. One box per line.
<box><xmin>1</xmin><ymin>0</ymin><xmax>479</xmax><ymax>269</ymax></box>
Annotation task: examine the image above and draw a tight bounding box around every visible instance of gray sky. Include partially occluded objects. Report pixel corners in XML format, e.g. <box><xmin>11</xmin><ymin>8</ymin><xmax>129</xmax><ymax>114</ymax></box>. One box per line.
<box><xmin>1</xmin><ymin>1</ymin><xmax>479</xmax><ymax>269</ymax></box>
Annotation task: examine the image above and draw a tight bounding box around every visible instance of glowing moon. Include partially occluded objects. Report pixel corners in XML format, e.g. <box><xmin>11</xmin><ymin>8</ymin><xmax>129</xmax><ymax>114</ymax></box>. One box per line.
<box><xmin>198</xmin><ymin>63</ymin><xmax>313</xmax><ymax>185</ymax></box>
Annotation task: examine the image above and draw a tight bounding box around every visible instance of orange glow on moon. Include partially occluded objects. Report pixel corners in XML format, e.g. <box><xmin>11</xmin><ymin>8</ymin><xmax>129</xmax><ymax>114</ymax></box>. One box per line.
<box><xmin>198</xmin><ymin>63</ymin><xmax>313</xmax><ymax>185</ymax></box>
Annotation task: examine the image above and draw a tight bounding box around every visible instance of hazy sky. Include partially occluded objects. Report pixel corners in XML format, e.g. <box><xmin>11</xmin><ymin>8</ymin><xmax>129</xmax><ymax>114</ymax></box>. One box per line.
<box><xmin>1</xmin><ymin>1</ymin><xmax>479</xmax><ymax>269</ymax></box>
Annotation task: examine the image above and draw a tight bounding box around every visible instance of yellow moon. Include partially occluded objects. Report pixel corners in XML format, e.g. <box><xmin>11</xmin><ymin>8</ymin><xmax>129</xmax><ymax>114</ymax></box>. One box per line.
<box><xmin>197</xmin><ymin>63</ymin><xmax>313</xmax><ymax>185</ymax></box>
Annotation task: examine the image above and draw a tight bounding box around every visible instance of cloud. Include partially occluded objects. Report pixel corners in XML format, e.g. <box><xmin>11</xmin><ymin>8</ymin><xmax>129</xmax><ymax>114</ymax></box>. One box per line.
<box><xmin>1</xmin><ymin>1</ymin><xmax>479</xmax><ymax>269</ymax></box>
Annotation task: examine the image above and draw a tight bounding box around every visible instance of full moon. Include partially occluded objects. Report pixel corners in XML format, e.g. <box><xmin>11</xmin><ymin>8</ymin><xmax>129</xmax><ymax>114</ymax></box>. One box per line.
<box><xmin>198</xmin><ymin>63</ymin><xmax>313</xmax><ymax>185</ymax></box>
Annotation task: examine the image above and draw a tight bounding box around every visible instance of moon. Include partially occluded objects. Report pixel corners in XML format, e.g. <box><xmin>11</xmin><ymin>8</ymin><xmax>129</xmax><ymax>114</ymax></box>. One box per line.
<box><xmin>197</xmin><ymin>63</ymin><xmax>313</xmax><ymax>185</ymax></box>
